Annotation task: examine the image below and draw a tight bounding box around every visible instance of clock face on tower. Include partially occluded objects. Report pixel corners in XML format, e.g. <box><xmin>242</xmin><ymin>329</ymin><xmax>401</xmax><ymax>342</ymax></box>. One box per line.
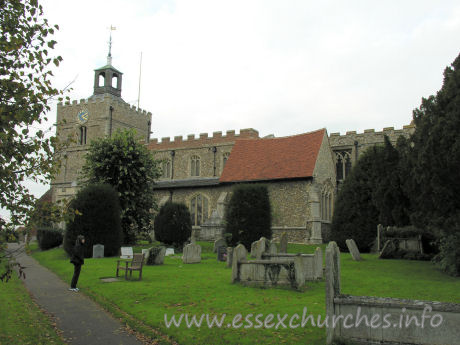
<box><xmin>76</xmin><ymin>109</ymin><xmax>89</xmax><ymax>124</ymax></box>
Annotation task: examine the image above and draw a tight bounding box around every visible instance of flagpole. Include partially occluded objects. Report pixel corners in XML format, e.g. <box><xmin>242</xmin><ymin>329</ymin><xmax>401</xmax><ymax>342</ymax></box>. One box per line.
<box><xmin>138</xmin><ymin>52</ymin><xmax>142</xmax><ymax>109</ymax></box>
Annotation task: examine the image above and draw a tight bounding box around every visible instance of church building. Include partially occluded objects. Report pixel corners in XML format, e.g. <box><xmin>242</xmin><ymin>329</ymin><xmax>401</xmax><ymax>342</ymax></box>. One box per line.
<box><xmin>50</xmin><ymin>54</ymin><xmax>415</xmax><ymax>244</ymax></box>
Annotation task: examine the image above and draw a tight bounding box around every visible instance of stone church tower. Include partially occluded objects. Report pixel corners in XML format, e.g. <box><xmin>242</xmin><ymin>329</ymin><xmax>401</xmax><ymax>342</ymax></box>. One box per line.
<box><xmin>51</xmin><ymin>54</ymin><xmax>152</xmax><ymax>203</ymax></box>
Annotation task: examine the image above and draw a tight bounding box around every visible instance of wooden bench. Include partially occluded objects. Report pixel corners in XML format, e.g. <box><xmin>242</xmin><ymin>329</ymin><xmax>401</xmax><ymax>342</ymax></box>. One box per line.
<box><xmin>116</xmin><ymin>253</ymin><xmax>144</xmax><ymax>280</ymax></box>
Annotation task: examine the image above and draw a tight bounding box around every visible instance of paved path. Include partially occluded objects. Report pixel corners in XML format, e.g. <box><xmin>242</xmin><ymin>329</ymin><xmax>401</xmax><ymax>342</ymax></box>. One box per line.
<box><xmin>7</xmin><ymin>243</ymin><xmax>144</xmax><ymax>345</ymax></box>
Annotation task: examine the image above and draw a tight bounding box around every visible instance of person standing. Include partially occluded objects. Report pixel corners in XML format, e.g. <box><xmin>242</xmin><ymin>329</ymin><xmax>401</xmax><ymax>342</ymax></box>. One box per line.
<box><xmin>69</xmin><ymin>235</ymin><xmax>85</xmax><ymax>292</ymax></box>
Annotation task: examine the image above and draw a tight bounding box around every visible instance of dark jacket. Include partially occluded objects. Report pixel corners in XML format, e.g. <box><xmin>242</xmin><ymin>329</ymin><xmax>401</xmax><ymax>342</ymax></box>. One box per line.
<box><xmin>71</xmin><ymin>242</ymin><xmax>85</xmax><ymax>266</ymax></box>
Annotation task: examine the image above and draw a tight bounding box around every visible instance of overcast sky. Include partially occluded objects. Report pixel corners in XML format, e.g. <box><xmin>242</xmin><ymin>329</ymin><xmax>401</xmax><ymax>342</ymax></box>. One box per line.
<box><xmin>2</xmin><ymin>0</ymin><xmax>460</xmax><ymax>222</ymax></box>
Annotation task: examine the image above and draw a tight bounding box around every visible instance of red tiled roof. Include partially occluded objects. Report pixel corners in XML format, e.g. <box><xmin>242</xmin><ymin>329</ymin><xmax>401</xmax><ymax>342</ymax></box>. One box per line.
<box><xmin>220</xmin><ymin>129</ymin><xmax>326</xmax><ymax>183</ymax></box>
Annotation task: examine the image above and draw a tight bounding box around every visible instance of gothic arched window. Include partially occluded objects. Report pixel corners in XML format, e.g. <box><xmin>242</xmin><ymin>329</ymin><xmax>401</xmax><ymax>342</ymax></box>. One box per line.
<box><xmin>191</xmin><ymin>155</ymin><xmax>200</xmax><ymax>177</ymax></box>
<box><xmin>190</xmin><ymin>194</ymin><xmax>209</xmax><ymax>226</ymax></box>
<box><xmin>334</xmin><ymin>150</ymin><xmax>352</xmax><ymax>181</ymax></box>
<box><xmin>162</xmin><ymin>160</ymin><xmax>171</xmax><ymax>178</ymax></box>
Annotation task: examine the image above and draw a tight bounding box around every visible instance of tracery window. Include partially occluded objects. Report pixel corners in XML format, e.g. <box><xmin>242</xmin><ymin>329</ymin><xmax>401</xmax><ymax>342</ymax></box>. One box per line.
<box><xmin>161</xmin><ymin>160</ymin><xmax>171</xmax><ymax>178</ymax></box>
<box><xmin>321</xmin><ymin>187</ymin><xmax>334</xmax><ymax>221</ymax></box>
<box><xmin>190</xmin><ymin>194</ymin><xmax>209</xmax><ymax>226</ymax></box>
<box><xmin>191</xmin><ymin>155</ymin><xmax>200</xmax><ymax>177</ymax></box>
<box><xmin>334</xmin><ymin>150</ymin><xmax>352</xmax><ymax>181</ymax></box>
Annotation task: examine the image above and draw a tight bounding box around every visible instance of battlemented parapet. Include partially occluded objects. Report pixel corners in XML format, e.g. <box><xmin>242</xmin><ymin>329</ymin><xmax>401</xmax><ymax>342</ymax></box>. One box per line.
<box><xmin>148</xmin><ymin>128</ymin><xmax>259</xmax><ymax>150</ymax></box>
<box><xmin>329</xmin><ymin>124</ymin><xmax>415</xmax><ymax>149</ymax></box>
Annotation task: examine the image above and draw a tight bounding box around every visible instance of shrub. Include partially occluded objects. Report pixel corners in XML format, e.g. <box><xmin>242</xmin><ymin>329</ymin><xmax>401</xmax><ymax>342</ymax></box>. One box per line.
<box><xmin>64</xmin><ymin>184</ymin><xmax>122</xmax><ymax>258</ymax></box>
<box><xmin>37</xmin><ymin>228</ymin><xmax>63</xmax><ymax>250</ymax></box>
<box><xmin>154</xmin><ymin>202</ymin><xmax>192</xmax><ymax>247</ymax></box>
<box><xmin>225</xmin><ymin>184</ymin><xmax>272</xmax><ymax>249</ymax></box>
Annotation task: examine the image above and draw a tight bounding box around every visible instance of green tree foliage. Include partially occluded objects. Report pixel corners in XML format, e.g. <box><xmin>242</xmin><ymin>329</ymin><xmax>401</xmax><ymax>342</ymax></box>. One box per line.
<box><xmin>331</xmin><ymin>137</ymin><xmax>411</xmax><ymax>252</ymax></box>
<box><xmin>81</xmin><ymin>129</ymin><xmax>161</xmax><ymax>244</ymax></box>
<box><xmin>154</xmin><ymin>202</ymin><xmax>192</xmax><ymax>247</ymax></box>
<box><xmin>330</xmin><ymin>149</ymin><xmax>380</xmax><ymax>252</ymax></box>
<box><xmin>0</xmin><ymin>0</ymin><xmax>68</xmax><ymax>226</ymax></box>
<box><xmin>372</xmin><ymin>136</ymin><xmax>411</xmax><ymax>227</ymax></box>
<box><xmin>225</xmin><ymin>184</ymin><xmax>272</xmax><ymax>249</ymax></box>
<box><xmin>64</xmin><ymin>184</ymin><xmax>122</xmax><ymax>258</ymax></box>
<box><xmin>407</xmin><ymin>53</ymin><xmax>460</xmax><ymax>276</ymax></box>
<box><xmin>36</xmin><ymin>228</ymin><xmax>62</xmax><ymax>250</ymax></box>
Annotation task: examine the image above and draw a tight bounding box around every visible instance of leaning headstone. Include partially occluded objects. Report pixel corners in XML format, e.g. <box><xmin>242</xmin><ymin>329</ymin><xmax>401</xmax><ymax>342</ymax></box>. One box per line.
<box><xmin>379</xmin><ymin>240</ymin><xmax>396</xmax><ymax>259</ymax></box>
<box><xmin>92</xmin><ymin>244</ymin><xmax>104</xmax><ymax>258</ymax></box>
<box><xmin>268</xmin><ymin>242</ymin><xmax>277</xmax><ymax>255</ymax></box>
<box><xmin>120</xmin><ymin>247</ymin><xmax>133</xmax><ymax>259</ymax></box>
<box><xmin>231</xmin><ymin>244</ymin><xmax>247</xmax><ymax>282</ymax></box>
<box><xmin>165</xmin><ymin>248</ymin><xmax>175</xmax><ymax>256</ymax></box>
<box><xmin>345</xmin><ymin>239</ymin><xmax>362</xmax><ymax>261</ymax></box>
<box><xmin>213</xmin><ymin>238</ymin><xmax>226</xmax><ymax>253</ymax></box>
<box><xmin>226</xmin><ymin>247</ymin><xmax>233</xmax><ymax>268</ymax></box>
<box><xmin>280</xmin><ymin>232</ymin><xmax>288</xmax><ymax>253</ymax></box>
<box><xmin>183</xmin><ymin>243</ymin><xmax>201</xmax><ymax>264</ymax></box>
<box><xmin>217</xmin><ymin>246</ymin><xmax>227</xmax><ymax>261</ymax></box>
<box><xmin>147</xmin><ymin>246</ymin><xmax>166</xmax><ymax>265</ymax></box>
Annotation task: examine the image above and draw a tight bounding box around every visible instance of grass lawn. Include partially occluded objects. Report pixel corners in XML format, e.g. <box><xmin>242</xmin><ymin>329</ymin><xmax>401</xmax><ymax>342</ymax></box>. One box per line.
<box><xmin>30</xmin><ymin>242</ymin><xmax>460</xmax><ymax>345</ymax></box>
<box><xmin>0</xmin><ymin>270</ymin><xmax>65</xmax><ymax>345</ymax></box>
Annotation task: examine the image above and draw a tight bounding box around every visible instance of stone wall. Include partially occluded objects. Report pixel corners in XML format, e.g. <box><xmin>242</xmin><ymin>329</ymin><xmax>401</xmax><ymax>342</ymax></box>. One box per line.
<box><xmin>325</xmin><ymin>242</ymin><xmax>460</xmax><ymax>345</ymax></box>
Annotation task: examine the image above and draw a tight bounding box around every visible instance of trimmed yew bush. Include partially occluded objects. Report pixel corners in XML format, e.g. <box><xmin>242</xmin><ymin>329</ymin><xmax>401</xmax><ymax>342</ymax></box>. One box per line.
<box><xmin>225</xmin><ymin>184</ymin><xmax>272</xmax><ymax>249</ymax></box>
<box><xmin>154</xmin><ymin>202</ymin><xmax>192</xmax><ymax>247</ymax></box>
<box><xmin>37</xmin><ymin>228</ymin><xmax>63</xmax><ymax>250</ymax></box>
<box><xmin>64</xmin><ymin>184</ymin><xmax>122</xmax><ymax>257</ymax></box>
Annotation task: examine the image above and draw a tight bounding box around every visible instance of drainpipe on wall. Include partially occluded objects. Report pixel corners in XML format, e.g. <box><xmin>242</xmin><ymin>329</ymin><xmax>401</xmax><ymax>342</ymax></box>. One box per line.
<box><xmin>109</xmin><ymin>106</ymin><xmax>113</xmax><ymax>138</ymax></box>
<box><xmin>212</xmin><ymin>146</ymin><xmax>217</xmax><ymax>177</ymax></box>
<box><xmin>354</xmin><ymin>140</ymin><xmax>358</xmax><ymax>163</ymax></box>
<box><xmin>170</xmin><ymin>150</ymin><xmax>175</xmax><ymax>180</ymax></box>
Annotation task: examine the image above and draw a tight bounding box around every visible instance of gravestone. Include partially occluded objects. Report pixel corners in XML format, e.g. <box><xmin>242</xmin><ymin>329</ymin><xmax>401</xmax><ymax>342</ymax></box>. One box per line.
<box><xmin>217</xmin><ymin>246</ymin><xmax>227</xmax><ymax>261</ymax></box>
<box><xmin>142</xmin><ymin>248</ymin><xmax>150</xmax><ymax>261</ymax></box>
<box><xmin>345</xmin><ymin>239</ymin><xmax>362</xmax><ymax>261</ymax></box>
<box><xmin>213</xmin><ymin>238</ymin><xmax>226</xmax><ymax>253</ymax></box>
<box><xmin>226</xmin><ymin>247</ymin><xmax>233</xmax><ymax>268</ymax></box>
<box><xmin>165</xmin><ymin>248</ymin><xmax>175</xmax><ymax>256</ymax></box>
<box><xmin>120</xmin><ymin>247</ymin><xmax>133</xmax><ymax>259</ymax></box>
<box><xmin>92</xmin><ymin>244</ymin><xmax>104</xmax><ymax>258</ymax></box>
<box><xmin>250</xmin><ymin>240</ymin><xmax>258</xmax><ymax>258</ymax></box>
<box><xmin>314</xmin><ymin>247</ymin><xmax>323</xmax><ymax>279</ymax></box>
<box><xmin>254</xmin><ymin>237</ymin><xmax>268</xmax><ymax>259</ymax></box>
<box><xmin>147</xmin><ymin>246</ymin><xmax>166</xmax><ymax>265</ymax></box>
<box><xmin>231</xmin><ymin>244</ymin><xmax>248</xmax><ymax>282</ymax></box>
<box><xmin>377</xmin><ymin>224</ymin><xmax>384</xmax><ymax>252</ymax></box>
<box><xmin>183</xmin><ymin>243</ymin><xmax>201</xmax><ymax>264</ymax></box>
<box><xmin>280</xmin><ymin>232</ymin><xmax>288</xmax><ymax>253</ymax></box>
<box><xmin>268</xmin><ymin>242</ymin><xmax>277</xmax><ymax>255</ymax></box>
<box><xmin>379</xmin><ymin>240</ymin><xmax>396</xmax><ymax>259</ymax></box>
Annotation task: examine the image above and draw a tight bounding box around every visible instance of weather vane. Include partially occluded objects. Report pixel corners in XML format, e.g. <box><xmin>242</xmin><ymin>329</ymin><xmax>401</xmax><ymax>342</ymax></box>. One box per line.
<box><xmin>107</xmin><ymin>25</ymin><xmax>116</xmax><ymax>65</ymax></box>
